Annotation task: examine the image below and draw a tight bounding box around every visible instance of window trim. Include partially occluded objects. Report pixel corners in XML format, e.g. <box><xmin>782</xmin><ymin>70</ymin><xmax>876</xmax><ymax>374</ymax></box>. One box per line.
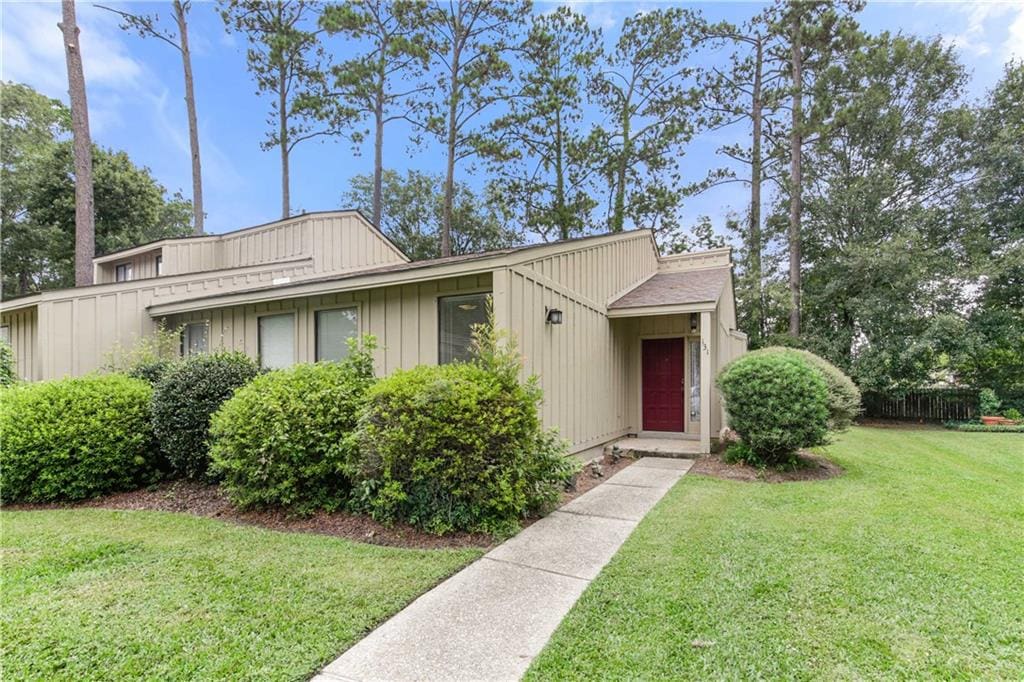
<box><xmin>115</xmin><ymin>262</ymin><xmax>133</xmax><ymax>282</ymax></box>
<box><xmin>314</xmin><ymin>305</ymin><xmax>360</xmax><ymax>362</ymax></box>
<box><xmin>0</xmin><ymin>325</ymin><xmax>10</xmax><ymax>344</ymax></box>
<box><xmin>257</xmin><ymin>312</ymin><xmax>297</xmax><ymax>370</ymax></box>
<box><xmin>437</xmin><ymin>291</ymin><xmax>492</xmax><ymax>365</ymax></box>
<box><xmin>155</xmin><ymin>255</ymin><xmax>163</xmax><ymax>276</ymax></box>
<box><xmin>181</xmin><ymin>321</ymin><xmax>210</xmax><ymax>357</ymax></box>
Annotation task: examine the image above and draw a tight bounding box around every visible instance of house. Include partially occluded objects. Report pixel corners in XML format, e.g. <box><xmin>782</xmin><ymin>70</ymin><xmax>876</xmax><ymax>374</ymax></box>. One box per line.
<box><xmin>0</xmin><ymin>210</ymin><xmax>746</xmax><ymax>455</ymax></box>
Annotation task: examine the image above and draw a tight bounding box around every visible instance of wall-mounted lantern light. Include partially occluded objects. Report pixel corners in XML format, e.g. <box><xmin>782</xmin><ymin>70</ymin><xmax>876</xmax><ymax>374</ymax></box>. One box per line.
<box><xmin>690</xmin><ymin>313</ymin><xmax>699</xmax><ymax>332</ymax></box>
<box><xmin>546</xmin><ymin>307</ymin><xmax>564</xmax><ymax>325</ymax></box>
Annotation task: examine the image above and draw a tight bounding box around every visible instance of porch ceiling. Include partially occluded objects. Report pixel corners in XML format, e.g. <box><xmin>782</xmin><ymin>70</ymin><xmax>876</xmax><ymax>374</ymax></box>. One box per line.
<box><xmin>608</xmin><ymin>267</ymin><xmax>729</xmax><ymax>313</ymax></box>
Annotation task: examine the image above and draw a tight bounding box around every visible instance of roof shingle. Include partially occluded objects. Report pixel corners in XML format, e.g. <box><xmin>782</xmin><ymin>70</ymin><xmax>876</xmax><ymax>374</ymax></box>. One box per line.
<box><xmin>609</xmin><ymin>267</ymin><xmax>730</xmax><ymax>309</ymax></box>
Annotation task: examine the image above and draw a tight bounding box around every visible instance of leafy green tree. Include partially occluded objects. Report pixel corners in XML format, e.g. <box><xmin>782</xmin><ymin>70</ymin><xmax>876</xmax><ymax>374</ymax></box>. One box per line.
<box><xmin>946</xmin><ymin>62</ymin><xmax>1024</xmax><ymax>405</ymax></box>
<box><xmin>414</xmin><ymin>0</ymin><xmax>531</xmax><ymax>256</ymax></box>
<box><xmin>590</xmin><ymin>7</ymin><xmax>704</xmax><ymax>236</ymax></box>
<box><xmin>342</xmin><ymin>169</ymin><xmax>517</xmax><ymax>260</ymax></box>
<box><xmin>797</xmin><ymin>33</ymin><xmax>975</xmax><ymax>390</ymax></box>
<box><xmin>220</xmin><ymin>0</ymin><xmax>325</xmax><ymax>219</ymax></box>
<box><xmin>1</xmin><ymin>82</ymin><xmax>192</xmax><ymax>297</ymax></box>
<box><xmin>491</xmin><ymin>6</ymin><xmax>601</xmax><ymax>242</ymax></box>
<box><xmin>317</xmin><ymin>0</ymin><xmax>430</xmax><ymax>229</ymax></box>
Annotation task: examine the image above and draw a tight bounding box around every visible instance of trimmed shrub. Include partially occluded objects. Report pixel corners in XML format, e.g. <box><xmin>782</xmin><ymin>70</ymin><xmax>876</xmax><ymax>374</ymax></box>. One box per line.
<box><xmin>353</xmin><ymin>362</ymin><xmax>575</xmax><ymax>535</ymax></box>
<box><xmin>152</xmin><ymin>351</ymin><xmax>260</xmax><ymax>479</ymax></box>
<box><xmin>717</xmin><ymin>351</ymin><xmax>830</xmax><ymax>466</ymax></box>
<box><xmin>750</xmin><ymin>347</ymin><xmax>861</xmax><ymax>431</ymax></box>
<box><xmin>1002</xmin><ymin>408</ymin><xmax>1023</xmax><ymax>422</ymax></box>
<box><xmin>944</xmin><ymin>421</ymin><xmax>1024</xmax><ymax>433</ymax></box>
<box><xmin>0</xmin><ymin>375</ymin><xmax>158</xmax><ymax>503</ymax></box>
<box><xmin>979</xmin><ymin>388</ymin><xmax>1001</xmax><ymax>416</ymax></box>
<box><xmin>0</xmin><ymin>339</ymin><xmax>15</xmax><ymax>386</ymax></box>
<box><xmin>210</xmin><ymin>341</ymin><xmax>377</xmax><ymax>513</ymax></box>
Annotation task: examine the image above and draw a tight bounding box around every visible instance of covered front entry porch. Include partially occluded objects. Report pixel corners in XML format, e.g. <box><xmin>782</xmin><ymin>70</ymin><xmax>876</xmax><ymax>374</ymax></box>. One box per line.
<box><xmin>610</xmin><ymin>311</ymin><xmax>715</xmax><ymax>454</ymax></box>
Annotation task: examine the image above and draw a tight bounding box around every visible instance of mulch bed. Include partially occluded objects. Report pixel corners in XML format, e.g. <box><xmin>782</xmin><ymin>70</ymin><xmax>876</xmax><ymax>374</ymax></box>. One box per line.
<box><xmin>691</xmin><ymin>450</ymin><xmax>843</xmax><ymax>483</ymax></box>
<box><xmin>5</xmin><ymin>454</ymin><xmax>637</xmax><ymax>550</ymax></box>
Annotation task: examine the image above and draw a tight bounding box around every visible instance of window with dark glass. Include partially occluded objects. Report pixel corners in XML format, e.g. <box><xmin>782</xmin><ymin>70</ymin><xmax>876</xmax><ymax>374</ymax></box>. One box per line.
<box><xmin>115</xmin><ymin>263</ymin><xmax>133</xmax><ymax>282</ymax></box>
<box><xmin>315</xmin><ymin>307</ymin><xmax>358</xmax><ymax>362</ymax></box>
<box><xmin>438</xmin><ymin>293</ymin><xmax>490</xmax><ymax>364</ymax></box>
<box><xmin>155</xmin><ymin>255</ymin><xmax>163</xmax><ymax>276</ymax></box>
<box><xmin>182</xmin><ymin>322</ymin><xmax>209</xmax><ymax>357</ymax></box>
<box><xmin>258</xmin><ymin>313</ymin><xmax>295</xmax><ymax>369</ymax></box>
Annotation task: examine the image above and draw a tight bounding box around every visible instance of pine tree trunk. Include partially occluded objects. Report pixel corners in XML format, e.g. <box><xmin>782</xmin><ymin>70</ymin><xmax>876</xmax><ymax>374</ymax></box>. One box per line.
<box><xmin>554</xmin><ymin>112</ymin><xmax>567</xmax><ymax>241</ymax></box>
<box><xmin>750</xmin><ymin>38</ymin><xmax>764</xmax><ymax>343</ymax></box>
<box><xmin>441</xmin><ymin>36</ymin><xmax>461</xmax><ymax>258</ymax></box>
<box><xmin>788</xmin><ymin>12</ymin><xmax>803</xmax><ymax>337</ymax></box>
<box><xmin>372</xmin><ymin>73</ymin><xmax>385</xmax><ymax>229</ymax></box>
<box><xmin>279</xmin><ymin>68</ymin><xmax>290</xmax><ymax>220</ymax></box>
<box><xmin>175</xmin><ymin>0</ymin><xmax>204</xmax><ymax>235</ymax></box>
<box><xmin>60</xmin><ymin>0</ymin><xmax>95</xmax><ymax>287</ymax></box>
<box><xmin>611</xmin><ymin>106</ymin><xmax>630</xmax><ymax>233</ymax></box>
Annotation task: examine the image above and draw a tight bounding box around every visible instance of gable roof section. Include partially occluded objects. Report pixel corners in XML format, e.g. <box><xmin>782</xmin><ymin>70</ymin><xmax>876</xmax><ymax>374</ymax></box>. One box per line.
<box><xmin>92</xmin><ymin>209</ymin><xmax>411</xmax><ymax>264</ymax></box>
<box><xmin>607</xmin><ymin>267</ymin><xmax>731</xmax><ymax>314</ymax></box>
<box><xmin>147</xmin><ymin>229</ymin><xmax>658</xmax><ymax>316</ymax></box>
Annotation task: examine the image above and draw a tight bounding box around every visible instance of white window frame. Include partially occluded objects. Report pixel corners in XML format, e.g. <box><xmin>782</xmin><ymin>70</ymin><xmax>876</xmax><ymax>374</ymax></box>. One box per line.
<box><xmin>258</xmin><ymin>312</ymin><xmax>296</xmax><ymax>370</ymax></box>
<box><xmin>115</xmin><ymin>262</ymin><xmax>133</xmax><ymax>282</ymax></box>
<box><xmin>314</xmin><ymin>306</ymin><xmax>359</xmax><ymax>362</ymax></box>
<box><xmin>155</xmin><ymin>255</ymin><xmax>163</xmax><ymax>276</ymax></box>
<box><xmin>0</xmin><ymin>325</ymin><xmax>10</xmax><ymax>344</ymax></box>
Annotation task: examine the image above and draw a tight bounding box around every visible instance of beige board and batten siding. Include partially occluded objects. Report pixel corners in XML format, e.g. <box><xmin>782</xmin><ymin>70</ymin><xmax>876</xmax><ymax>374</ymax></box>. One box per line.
<box><xmin>162</xmin><ymin>212</ymin><xmax>408</xmax><ymax>277</ymax></box>
<box><xmin>495</xmin><ymin>232</ymin><xmax>661</xmax><ymax>454</ymax></box>
<box><xmin>25</xmin><ymin>259</ymin><xmax>318</xmax><ymax>380</ymax></box>
<box><xmin>0</xmin><ymin>306</ymin><xmax>39</xmax><ymax>381</ymax></box>
<box><xmin>162</xmin><ymin>274</ymin><xmax>492</xmax><ymax>373</ymax></box>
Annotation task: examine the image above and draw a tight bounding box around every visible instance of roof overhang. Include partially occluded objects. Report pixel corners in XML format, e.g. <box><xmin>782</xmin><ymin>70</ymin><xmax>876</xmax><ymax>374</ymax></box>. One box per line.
<box><xmin>606</xmin><ymin>301</ymin><xmax>716</xmax><ymax>318</ymax></box>
<box><xmin>0</xmin><ymin>295</ymin><xmax>41</xmax><ymax>314</ymax></box>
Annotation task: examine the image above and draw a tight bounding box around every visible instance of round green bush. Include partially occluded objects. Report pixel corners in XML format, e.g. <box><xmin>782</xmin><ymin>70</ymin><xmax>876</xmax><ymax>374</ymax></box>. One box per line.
<box><xmin>717</xmin><ymin>351</ymin><xmax>830</xmax><ymax>466</ymax></box>
<box><xmin>749</xmin><ymin>347</ymin><xmax>861</xmax><ymax>431</ymax></box>
<box><xmin>152</xmin><ymin>351</ymin><xmax>260</xmax><ymax>480</ymax></box>
<box><xmin>0</xmin><ymin>339</ymin><xmax>16</xmax><ymax>386</ymax></box>
<box><xmin>210</xmin><ymin>347</ymin><xmax>376</xmax><ymax>514</ymax></box>
<box><xmin>0</xmin><ymin>374</ymin><xmax>158</xmax><ymax>503</ymax></box>
<box><xmin>353</xmin><ymin>363</ymin><xmax>576</xmax><ymax>536</ymax></box>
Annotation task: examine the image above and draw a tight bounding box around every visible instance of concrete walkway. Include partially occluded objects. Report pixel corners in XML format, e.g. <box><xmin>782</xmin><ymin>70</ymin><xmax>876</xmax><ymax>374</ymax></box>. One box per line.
<box><xmin>313</xmin><ymin>457</ymin><xmax>693</xmax><ymax>682</ymax></box>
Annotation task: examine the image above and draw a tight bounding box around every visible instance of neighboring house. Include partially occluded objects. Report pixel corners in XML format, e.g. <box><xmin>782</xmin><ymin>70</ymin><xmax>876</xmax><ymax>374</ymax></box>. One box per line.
<box><xmin>0</xmin><ymin>210</ymin><xmax>746</xmax><ymax>455</ymax></box>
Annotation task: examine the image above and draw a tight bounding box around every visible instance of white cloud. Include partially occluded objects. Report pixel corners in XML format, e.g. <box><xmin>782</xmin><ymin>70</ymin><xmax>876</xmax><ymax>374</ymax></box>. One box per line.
<box><xmin>943</xmin><ymin>1</ymin><xmax>1024</xmax><ymax>62</ymax></box>
<box><xmin>1006</xmin><ymin>6</ymin><xmax>1024</xmax><ymax>62</ymax></box>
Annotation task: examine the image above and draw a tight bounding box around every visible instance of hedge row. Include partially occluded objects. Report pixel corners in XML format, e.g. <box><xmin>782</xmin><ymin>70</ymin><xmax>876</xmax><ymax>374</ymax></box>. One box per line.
<box><xmin>944</xmin><ymin>421</ymin><xmax>1024</xmax><ymax>433</ymax></box>
<box><xmin>0</xmin><ymin>330</ymin><xmax>577</xmax><ymax>536</ymax></box>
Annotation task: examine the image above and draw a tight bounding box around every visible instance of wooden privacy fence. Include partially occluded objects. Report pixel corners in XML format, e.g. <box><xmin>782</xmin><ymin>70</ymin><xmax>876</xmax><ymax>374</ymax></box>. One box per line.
<box><xmin>861</xmin><ymin>389</ymin><xmax>979</xmax><ymax>422</ymax></box>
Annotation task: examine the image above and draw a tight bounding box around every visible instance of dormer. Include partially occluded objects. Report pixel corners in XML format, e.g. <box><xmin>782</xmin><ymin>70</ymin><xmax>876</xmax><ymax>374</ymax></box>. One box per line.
<box><xmin>93</xmin><ymin>243</ymin><xmax>167</xmax><ymax>283</ymax></box>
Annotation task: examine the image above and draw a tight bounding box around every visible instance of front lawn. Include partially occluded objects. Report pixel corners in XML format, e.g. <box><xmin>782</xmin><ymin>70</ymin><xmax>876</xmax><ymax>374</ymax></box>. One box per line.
<box><xmin>1</xmin><ymin>510</ymin><xmax>479</xmax><ymax>680</ymax></box>
<box><xmin>527</xmin><ymin>427</ymin><xmax>1024</xmax><ymax>679</ymax></box>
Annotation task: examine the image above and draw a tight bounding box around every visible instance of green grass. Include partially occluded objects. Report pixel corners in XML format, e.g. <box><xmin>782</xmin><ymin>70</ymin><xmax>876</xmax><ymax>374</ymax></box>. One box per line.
<box><xmin>1</xmin><ymin>510</ymin><xmax>480</xmax><ymax>681</ymax></box>
<box><xmin>527</xmin><ymin>427</ymin><xmax>1024</xmax><ymax>680</ymax></box>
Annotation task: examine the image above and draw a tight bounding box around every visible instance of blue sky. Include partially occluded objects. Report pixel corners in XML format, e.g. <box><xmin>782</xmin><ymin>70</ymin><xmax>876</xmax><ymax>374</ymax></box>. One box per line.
<box><xmin>2</xmin><ymin>0</ymin><xmax>1022</xmax><ymax>241</ymax></box>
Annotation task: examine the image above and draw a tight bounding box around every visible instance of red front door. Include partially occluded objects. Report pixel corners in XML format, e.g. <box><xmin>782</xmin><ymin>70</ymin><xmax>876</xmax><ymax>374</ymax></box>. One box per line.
<box><xmin>642</xmin><ymin>338</ymin><xmax>684</xmax><ymax>432</ymax></box>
